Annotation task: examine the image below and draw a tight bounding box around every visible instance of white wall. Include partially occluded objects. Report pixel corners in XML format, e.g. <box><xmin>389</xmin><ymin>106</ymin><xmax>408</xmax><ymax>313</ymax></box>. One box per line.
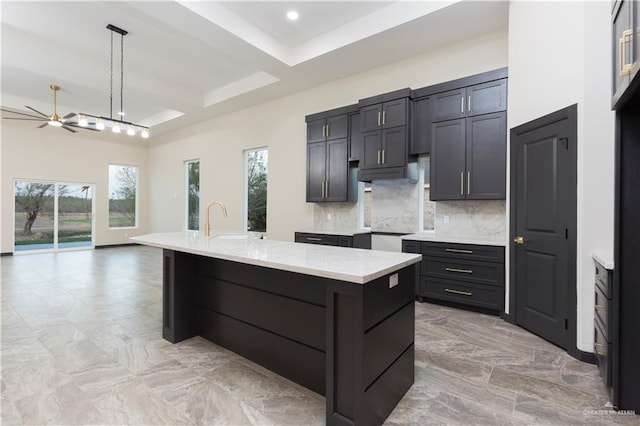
<box><xmin>507</xmin><ymin>1</ymin><xmax>615</xmax><ymax>351</ymax></box>
<box><xmin>0</xmin><ymin>123</ymin><xmax>150</xmax><ymax>252</ymax></box>
<box><xmin>150</xmin><ymin>29</ymin><xmax>509</xmax><ymax>242</ymax></box>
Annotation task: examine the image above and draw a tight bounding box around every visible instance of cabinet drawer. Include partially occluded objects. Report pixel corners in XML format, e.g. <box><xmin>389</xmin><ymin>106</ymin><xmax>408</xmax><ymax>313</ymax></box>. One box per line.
<box><xmin>594</xmin><ymin>321</ymin><xmax>611</xmax><ymax>387</ymax></box>
<box><xmin>594</xmin><ymin>284</ymin><xmax>612</xmax><ymax>339</ymax></box>
<box><xmin>402</xmin><ymin>240</ymin><xmax>421</xmax><ymax>254</ymax></box>
<box><xmin>421</xmin><ymin>277</ymin><xmax>503</xmax><ymax>310</ymax></box>
<box><xmin>422</xmin><ymin>257</ymin><xmax>503</xmax><ymax>287</ymax></box>
<box><xmin>294</xmin><ymin>233</ymin><xmax>339</xmax><ymax>246</ymax></box>
<box><xmin>594</xmin><ymin>261</ymin><xmax>611</xmax><ymax>298</ymax></box>
<box><xmin>421</xmin><ymin>242</ymin><xmax>504</xmax><ymax>263</ymax></box>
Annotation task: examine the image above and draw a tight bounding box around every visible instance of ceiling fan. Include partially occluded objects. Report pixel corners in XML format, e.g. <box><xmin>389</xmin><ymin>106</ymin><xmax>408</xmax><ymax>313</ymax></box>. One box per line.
<box><xmin>1</xmin><ymin>84</ymin><xmax>96</xmax><ymax>133</ymax></box>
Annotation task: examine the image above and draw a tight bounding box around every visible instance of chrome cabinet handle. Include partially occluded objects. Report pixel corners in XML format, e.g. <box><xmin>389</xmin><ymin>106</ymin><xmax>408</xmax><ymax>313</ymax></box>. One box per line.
<box><xmin>461</xmin><ymin>97</ymin><xmax>464</xmax><ymax>113</ymax></box>
<box><xmin>377</xmin><ymin>150</ymin><xmax>381</xmax><ymax>165</ymax></box>
<box><xmin>467</xmin><ymin>171</ymin><xmax>471</xmax><ymax>195</ymax></box>
<box><xmin>460</xmin><ymin>172</ymin><xmax>464</xmax><ymax>195</ymax></box>
<box><xmin>382</xmin><ymin>110</ymin><xmax>386</xmax><ymax>125</ymax></box>
<box><xmin>307</xmin><ymin>237</ymin><xmax>323</xmax><ymax>241</ymax></box>
<box><xmin>445</xmin><ymin>248</ymin><xmax>473</xmax><ymax>254</ymax></box>
<box><xmin>445</xmin><ymin>288</ymin><xmax>472</xmax><ymax>296</ymax></box>
<box><xmin>382</xmin><ymin>150</ymin><xmax>385</xmax><ymax>164</ymax></box>
<box><xmin>377</xmin><ymin>111</ymin><xmax>381</xmax><ymax>126</ymax></box>
<box><xmin>326</xmin><ymin>124</ymin><xmax>329</xmax><ymax>138</ymax></box>
<box><xmin>322</xmin><ymin>124</ymin><xmax>326</xmax><ymax>138</ymax></box>
<box><xmin>325</xmin><ymin>181</ymin><xmax>329</xmax><ymax>198</ymax></box>
<box><xmin>445</xmin><ymin>267</ymin><xmax>473</xmax><ymax>274</ymax></box>
<box><xmin>468</xmin><ymin>95</ymin><xmax>471</xmax><ymax>112</ymax></box>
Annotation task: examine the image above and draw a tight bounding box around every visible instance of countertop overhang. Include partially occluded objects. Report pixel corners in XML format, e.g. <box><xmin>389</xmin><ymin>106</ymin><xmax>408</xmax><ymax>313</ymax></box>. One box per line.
<box><xmin>132</xmin><ymin>232</ymin><xmax>421</xmax><ymax>284</ymax></box>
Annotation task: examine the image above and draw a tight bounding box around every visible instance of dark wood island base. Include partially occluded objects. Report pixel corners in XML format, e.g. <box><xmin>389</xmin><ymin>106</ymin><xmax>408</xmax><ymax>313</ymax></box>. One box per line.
<box><xmin>162</xmin><ymin>249</ymin><xmax>416</xmax><ymax>426</ymax></box>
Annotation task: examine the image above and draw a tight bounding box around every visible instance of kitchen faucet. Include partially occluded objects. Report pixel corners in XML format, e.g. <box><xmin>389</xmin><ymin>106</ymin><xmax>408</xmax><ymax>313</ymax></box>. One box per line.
<box><xmin>204</xmin><ymin>201</ymin><xmax>228</xmax><ymax>237</ymax></box>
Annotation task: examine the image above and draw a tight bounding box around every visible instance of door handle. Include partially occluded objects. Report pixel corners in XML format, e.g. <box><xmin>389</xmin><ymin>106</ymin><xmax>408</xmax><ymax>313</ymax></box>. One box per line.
<box><xmin>513</xmin><ymin>236</ymin><xmax>525</xmax><ymax>245</ymax></box>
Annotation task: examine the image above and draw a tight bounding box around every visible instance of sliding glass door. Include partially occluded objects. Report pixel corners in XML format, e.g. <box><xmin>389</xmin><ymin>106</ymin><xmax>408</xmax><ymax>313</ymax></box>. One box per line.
<box><xmin>14</xmin><ymin>180</ymin><xmax>94</xmax><ymax>253</ymax></box>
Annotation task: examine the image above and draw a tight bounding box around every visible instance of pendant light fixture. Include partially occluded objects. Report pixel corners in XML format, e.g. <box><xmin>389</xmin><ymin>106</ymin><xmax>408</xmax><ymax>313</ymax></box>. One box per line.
<box><xmin>77</xmin><ymin>24</ymin><xmax>149</xmax><ymax>138</ymax></box>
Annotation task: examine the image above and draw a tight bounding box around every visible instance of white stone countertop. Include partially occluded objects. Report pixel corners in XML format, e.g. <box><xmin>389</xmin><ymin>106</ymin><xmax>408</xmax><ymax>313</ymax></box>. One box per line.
<box><xmin>401</xmin><ymin>232</ymin><xmax>507</xmax><ymax>247</ymax></box>
<box><xmin>592</xmin><ymin>251</ymin><xmax>614</xmax><ymax>270</ymax></box>
<box><xmin>132</xmin><ymin>232</ymin><xmax>421</xmax><ymax>284</ymax></box>
<box><xmin>295</xmin><ymin>229</ymin><xmax>372</xmax><ymax>236</ymax></box>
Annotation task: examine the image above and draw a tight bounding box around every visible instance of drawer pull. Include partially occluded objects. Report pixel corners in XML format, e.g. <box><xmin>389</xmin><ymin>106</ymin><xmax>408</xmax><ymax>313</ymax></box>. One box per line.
<box><xmin>445</xmin><ymin>288</ymin><xmax>472</xmax><ymax>296</ymax></box>
<box><xmin>306</xmin><ymin>237</ymin><xmax>323</xmax><ymax>241</ymax></box>
<box><xmin>445</xmin><ymin>267</ymin><xmax>473</xmax><ymax>274</ymax></box>
<box><xmin>445</xmin><ymin>248</ymin><xmax>473</xmax><ymax>254</ymax></box>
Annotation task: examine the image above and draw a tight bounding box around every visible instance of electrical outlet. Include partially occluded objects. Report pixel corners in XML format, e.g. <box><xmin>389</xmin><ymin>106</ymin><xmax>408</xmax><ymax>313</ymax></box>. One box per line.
<box><xmin>444</xmin><ymin>215</ymin><xmax>450</xmax><ymax>224</ymax></box>
<box><xmin>389</xmin><ymin>273</ymin><xmax>399</xmax><ymax>288</ymax></box>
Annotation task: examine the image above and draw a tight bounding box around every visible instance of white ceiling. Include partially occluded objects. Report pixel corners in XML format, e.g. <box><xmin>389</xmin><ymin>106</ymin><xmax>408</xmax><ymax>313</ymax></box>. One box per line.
<box><xmin>0</xmin><ymin>1</ymin><xmax>508</xmax><ymax>142</ymax></box>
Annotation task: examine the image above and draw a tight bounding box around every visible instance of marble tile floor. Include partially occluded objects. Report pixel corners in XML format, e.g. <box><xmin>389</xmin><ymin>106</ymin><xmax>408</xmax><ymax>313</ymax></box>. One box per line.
<box><xmin>1</xmin><ymin>246</ymin><xmax>638</xmax><ymax>425</ymax></box>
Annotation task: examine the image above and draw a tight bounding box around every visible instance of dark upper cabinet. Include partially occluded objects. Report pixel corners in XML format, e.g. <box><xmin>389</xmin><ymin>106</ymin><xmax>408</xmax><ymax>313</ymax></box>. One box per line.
<box><xmin>349</xmin><ymin>111</ymin><xmax>362</xmax><ymax>161</ymax></box>
<box><xmin>430</xmin><ymin>119</ymin><xmax>466</xmax><ymax>200</ymax></box>
<box><xmin>432</xmin><ymin>80</ymin><xmax>507</xmax><ymax>122</ymax></box>
<box><xmin>307</xmin><ymin>114</ymin><xmax>348</xmax><ymax>143</ymax></box>
<box><xmin>361</xmin><ymin>98</ymin><xmax>408</xmax><ymax>132</ymax></box>
<box><xmin>305</xmin><ymin>105</ymin><xmax>357</xmax><ymax>203</ymax></box>
<box><xmin>306</xmin><ymin>138</ymin><xmax>350</xmax><ymax>202</ymax></box>
<box><xmin>612</xmin><ymin>0</ymin><xmax>640</xmax><ymax>108</ymax></box>
<box><xmin>466</xmin><ymin>80</ymin><xmax>507</xmax><ymax>116</ymax></box>
<box><xmin>411</xmin><ymin>97</ymin><xmax>431</xmax><ymax>155</ymax></box>
<box><xmin>432</xmin><ymin>88</ymin><xmax>466</xmax><ymax>122</ymax></box>
<box><xmin>465</xmin><ymin>112</ymin><xmax>506</xmax><ymax>199</ymax></box>
<box><xmin>430</xmin><ymin>112</ymin><xmax>506</xmax><ymax>201</ymax></box>
<box><xmin>361</xmin><ymin>132</ymin><xmax>382</xmax><ymax>170</ymax></box>
<box><xmin>360</xmin><ymin>127</ymin><xmax>407</xmax><ymax>170</ymax></box>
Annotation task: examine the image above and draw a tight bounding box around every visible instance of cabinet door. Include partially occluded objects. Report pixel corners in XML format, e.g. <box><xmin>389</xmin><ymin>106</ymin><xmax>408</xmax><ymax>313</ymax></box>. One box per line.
<box><xmin>432</xmin><ymin>88</ymin><xmax>466</xmax><ymax>122</ymax></box>
<box><xmin>361</xmin><ymin>131</ymin><xmax>382</xmax><ymax>170</ymax></box>
<box><xmin>307</xmin><ymin>118</ymin><xmax>326</xmax><ymax>143</ymax></box>
<box><xmin>613</xmin><ymin>0</ymin><xmax>632</xmax><ymax>102</ymax></box>
<box><xmin>349</xmin><ymin>112</ymin><xmax>362</xmax><ymax>161</ymax></box>
<box><xmin>411</xmin><ymin>97</ymin><xmax>431</xmax><ymax>155</ymax></box>
<box><xmin>361</xmin><ymin>104</ymin><xmax>383</xmax><ymax>132</ymax></box>
<box><xmin>465</xmin><ymin>112</ymin><xmax>506</xmax><ymax>199</ymax></box>
<box><xmin>430</xmin><ymin>119</ymin><xmax>466</xmax><ymax>200</ymax></box>
<box><xmin>325</xmin><ymin>138</ymin><xmax>348</xmax><ymax>201</ymax></box>
<box><xmin>466</xmin><ymin>79</ymin><xmax>507</xmax><ymax>116</ymax></box>
<box><xmin>382</xmin><ymin>98</ymin><xmax>407</xmax><ymax>128</ymax></box>
<box><xmin>326</xmin><ymin>114</ymin><xmax>348</xmax><ymax>140</ymax></box>
<box><xmin>381</xmin><ymin>127</ymin><xmax>407</xmax><ymax>168</ymax></box>
<box><xmin>306</xmin><ymin>141</ymin><xmax>326</xmax><ymax>202</ymax></box>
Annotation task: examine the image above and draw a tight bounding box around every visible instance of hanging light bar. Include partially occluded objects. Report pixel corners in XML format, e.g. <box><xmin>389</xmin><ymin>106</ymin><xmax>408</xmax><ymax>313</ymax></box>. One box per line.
<box><xmin>71</xmin><ymin>24</ymin><xmax>149</xmax><ymax>139</ymax></box>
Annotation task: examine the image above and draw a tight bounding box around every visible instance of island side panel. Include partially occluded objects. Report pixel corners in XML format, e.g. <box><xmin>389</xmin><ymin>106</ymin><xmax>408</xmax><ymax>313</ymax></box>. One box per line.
<box><xmin>195</xmin><ymin>257</ymin><xmax>327</xmax><ymax>395</ymax></box>
<box><xmin>326</xmin><ymin>265</ymin><xmax>415</xmax><ymax>426</ymax></box>
<box><xmin>163</xmin><ymin>249</ymin><xmax>198</xmax><ymax>343</ymax></box>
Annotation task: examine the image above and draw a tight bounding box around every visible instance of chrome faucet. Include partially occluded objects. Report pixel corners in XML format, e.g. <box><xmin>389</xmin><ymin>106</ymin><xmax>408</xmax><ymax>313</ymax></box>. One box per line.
<box><xmin>204</xmin><ymin>201</ymin><xmax>228</xmax><ymax>237</ymax></box>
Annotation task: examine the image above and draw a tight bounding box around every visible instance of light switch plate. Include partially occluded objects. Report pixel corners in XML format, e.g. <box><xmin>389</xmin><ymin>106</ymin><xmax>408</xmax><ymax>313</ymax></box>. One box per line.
<box><xmin>389</xmin><ymin>273</ymin><xmax>399</xmax><ymax>288</ymax></box>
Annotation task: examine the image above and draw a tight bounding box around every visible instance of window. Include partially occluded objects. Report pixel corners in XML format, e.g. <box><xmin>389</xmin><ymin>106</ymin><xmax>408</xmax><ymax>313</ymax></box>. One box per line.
<box><xmin>109</xmin><ymin>164</ymin><xmax>138</xmax><ymax>228</ymax></box>
<box><xmin>185</xmin><ymin>160</ymin><xmax>200</xmax><ymax>231</ymax></box>
<box><xmin>245</xmin><ymin>148</ymin><xmax>268</xmax><ymax>232</ymax></box>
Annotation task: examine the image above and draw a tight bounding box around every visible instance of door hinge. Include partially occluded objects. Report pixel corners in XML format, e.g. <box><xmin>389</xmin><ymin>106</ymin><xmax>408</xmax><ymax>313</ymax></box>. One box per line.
<box><xmin>560</xmin><ymin>137</ymin><xmax>568</xmax><ymax>150</ymax></box>
<box><xmin>565</xmin><ymin>228</ymin><xmax>569</xmax><ymax>239</ymax></box>
<box><xmin>565</xmin><ymin>318</ymin><xmax>569</xmax><ymax>330</ymax></box>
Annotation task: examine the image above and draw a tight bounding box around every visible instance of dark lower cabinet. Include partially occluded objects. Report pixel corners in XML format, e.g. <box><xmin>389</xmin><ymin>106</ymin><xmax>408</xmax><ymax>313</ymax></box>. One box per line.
<box><xmin>403</xmin><ymin>239</ymin><xmax>505</xmax><ymax>312</ymax></box>
<box><xmin>295</xmin><ymin>232</ymin><xmax>371</xmax><ymax>249</ymax></box>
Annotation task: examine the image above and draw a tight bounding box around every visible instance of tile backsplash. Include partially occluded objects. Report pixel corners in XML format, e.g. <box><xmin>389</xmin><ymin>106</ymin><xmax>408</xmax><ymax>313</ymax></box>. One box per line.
<box><xmin>311</xmin><ymin>163</ymin><xmax>506</xmax><ymax>243</ymax></box>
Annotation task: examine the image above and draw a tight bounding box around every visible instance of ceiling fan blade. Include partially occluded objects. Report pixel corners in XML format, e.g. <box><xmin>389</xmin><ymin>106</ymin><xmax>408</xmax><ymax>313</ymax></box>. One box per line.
<box><xmin>66</xmin><ymin>123</ymin><xmax>100</xmax><ymax>132</ymax></box>
<box><xmin>2</xmin><ymin>117</ymin><xmax>47</xmax><ymax>121</ymax></box>
<box><xmin>62</xmin><ymin>112</ymin><xmax>76</xmax><ymax>120</ymax></box>
<box><xmin>1</xmin><ymin>108</ymin><xmax>45</xmax><ymax>119</ymax></box>
<box><xmin>62</xmin><ymin>125</ymin><xmax>77</xmax><ymax>133</ymax></box>
<box><xmin>25</xmin><ymin>106</ymin><xmax>49</xmax><ymax>117</ymax></box>
<box><xmin>37</xmin><ymin>122</ymin><xmax>48</xmax><ymax>128</ymax></box>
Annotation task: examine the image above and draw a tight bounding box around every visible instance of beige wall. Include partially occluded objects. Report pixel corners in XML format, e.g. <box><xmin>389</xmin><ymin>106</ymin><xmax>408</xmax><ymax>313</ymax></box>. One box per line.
<box><xmin>507</xmin><ymin>1</ymin><xmax>615</xmax><ymax>351</ymax></box>
<box><xmin>1</xmin><ymin>123</ymin><xmax>150</xmax><ymax>251</ymax></box>
<box><xmin>150</xmin><ymin>29</ymin><xmax>509</xmax><ymax>242</ymax></box>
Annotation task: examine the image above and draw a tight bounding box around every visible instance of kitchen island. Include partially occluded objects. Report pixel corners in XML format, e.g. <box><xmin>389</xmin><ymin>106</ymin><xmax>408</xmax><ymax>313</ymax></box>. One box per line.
<box><xmin>132</xmin><ymin>232</ymin><xmax>421</xmax><ymax>426</ymax></box>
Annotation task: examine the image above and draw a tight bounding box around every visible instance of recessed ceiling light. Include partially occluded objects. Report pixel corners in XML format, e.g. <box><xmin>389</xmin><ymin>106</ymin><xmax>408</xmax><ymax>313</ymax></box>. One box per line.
<box><xmin>286</xmin><ymin>10</ymin><xmax>299</xmax><ymax>21</ymax></box>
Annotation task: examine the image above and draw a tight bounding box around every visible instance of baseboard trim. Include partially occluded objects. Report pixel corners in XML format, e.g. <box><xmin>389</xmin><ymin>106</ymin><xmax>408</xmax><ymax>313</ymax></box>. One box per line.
<box><xmin>571</xmin><ymin>348</ymin><xmax>597</xmax><ymax>364</ymax></box>
<box><xmin>95</xmin><ymin>243</ymin><xmax>140</xmax><ymax>249</ymax></box>
<box><xmin>500</xmin><ymin>311</ymin><xmax>515</xmax><ymax>324</ymax></box>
